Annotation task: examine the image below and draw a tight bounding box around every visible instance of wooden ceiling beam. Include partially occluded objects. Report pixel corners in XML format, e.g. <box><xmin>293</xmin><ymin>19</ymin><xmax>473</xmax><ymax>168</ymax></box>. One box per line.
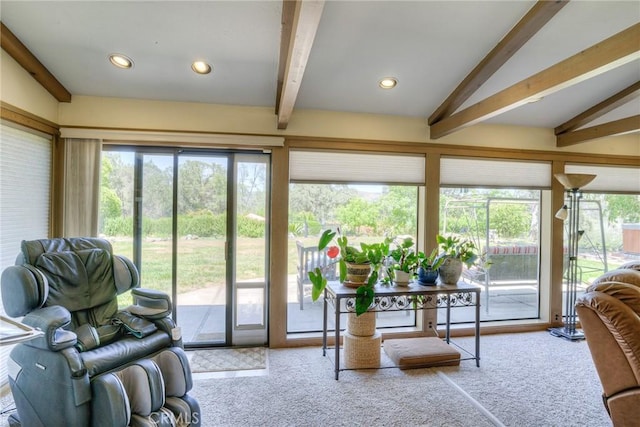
<box><xmin>428</xmin><ymin>0</ymin><xmax>568</xmax><ymax>125</ymax></box>
<box><xmin>276</xmin><ymin>0</ymin><xmax>325</xmax><ymax>130</ymax></box>
<box><xmin>556</xmin><ymin>115</ymin><xmax>640</xmax><ymax>147</ymax></box>
<box><xmin>1</xmin><ymin>22</ymin><xmax>72</xmax><ymax>102</ymax></box>
<box><xmin>430</xmin><ymin>22</ymin><xmax>640</xmax><ymax>140</ymax></box>
<box><xmin>555</xmin><ymin>80</ymin><xmax>640</xmax><ymax>135</ymax></box>
<box><xmin>276</xmin><ymin>1</ymin><xmax>297</xmax><ymax>116</ymax></box>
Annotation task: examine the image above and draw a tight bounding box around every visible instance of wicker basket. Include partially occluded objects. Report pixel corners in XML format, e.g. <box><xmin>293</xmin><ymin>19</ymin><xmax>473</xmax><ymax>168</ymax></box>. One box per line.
<box><xmin>347</xmin><ymin>312</ymin><xmax>376</xmax><ymax>336</ymax></box>
<box><xmin>344</xmin><ymin>331</ymin><xmax>382</xmax><ymax>369</ymax></box>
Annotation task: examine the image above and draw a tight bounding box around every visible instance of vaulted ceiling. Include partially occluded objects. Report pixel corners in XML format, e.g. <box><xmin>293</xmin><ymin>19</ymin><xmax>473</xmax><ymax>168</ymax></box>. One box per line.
<box><xmin>2</xmin><ymin>1</ymin><xmax>639</xmax><ymax>146</ymax></box>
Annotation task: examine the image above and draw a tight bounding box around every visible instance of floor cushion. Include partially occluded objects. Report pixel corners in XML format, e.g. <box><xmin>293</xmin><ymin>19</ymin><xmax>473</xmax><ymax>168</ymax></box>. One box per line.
<box><xmin>383</xmin><ymin>337</ymin><xmax>460</xmax><ymax>369</ymax></box>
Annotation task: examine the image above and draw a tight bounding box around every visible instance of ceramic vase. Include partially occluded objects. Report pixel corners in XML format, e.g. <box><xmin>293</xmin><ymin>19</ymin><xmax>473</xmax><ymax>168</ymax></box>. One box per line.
<box><xmin>417</xmin><ymin>267</ymin><xmax>438</xmax><ymax>285</ymax></box>
<box><xmin>393</xmin><ymin>270</ymin><xmax>411</xmax><ymax>286</ymax></box>
<box><xmin>438</xmin><ymin>257</ymin><xmax>463</xmax><ymax>284</ymax></box>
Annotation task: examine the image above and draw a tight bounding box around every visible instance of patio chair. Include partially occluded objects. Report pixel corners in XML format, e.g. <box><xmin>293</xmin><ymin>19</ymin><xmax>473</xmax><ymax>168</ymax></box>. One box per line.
<box><xmin>296</xmin><ymin>240</ymin><xmax>337</xmax><ymax>309</ymax></box>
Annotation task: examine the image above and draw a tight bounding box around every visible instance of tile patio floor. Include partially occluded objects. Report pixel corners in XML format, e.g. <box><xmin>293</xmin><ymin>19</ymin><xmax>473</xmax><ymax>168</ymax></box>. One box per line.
<box><xmin>174</xmin><ymin>276</ymin><xmax>560</xmax><ymax>344</ymax></box>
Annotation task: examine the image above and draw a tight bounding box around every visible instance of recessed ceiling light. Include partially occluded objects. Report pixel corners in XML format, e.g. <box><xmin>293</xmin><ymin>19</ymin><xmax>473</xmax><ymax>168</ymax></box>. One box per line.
<box><xmin>191</xmin><ymin>61</ymin><xmax>212</xmax><ymax>75</ymax></box>
<box><xmin>108</xmin><ymin>53</ymin><xmax>134</xmax><ymax>69</ymax></box>
<box><xmin>378</xmin><ymin>77</ymin><xmax>398</xmax><ymax>89</ymax></box>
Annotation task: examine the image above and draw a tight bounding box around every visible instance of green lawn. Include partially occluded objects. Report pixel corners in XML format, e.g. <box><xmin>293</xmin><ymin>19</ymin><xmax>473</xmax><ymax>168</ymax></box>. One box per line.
<box><xmin>578</xmin><ymin>258</ymin><xmax>623</xmax><ymax>284</ymax></box>
<box><xmin>113</xmin><ymin>237</ymin><xmax>297</xmax><ymax>295</ymax></box>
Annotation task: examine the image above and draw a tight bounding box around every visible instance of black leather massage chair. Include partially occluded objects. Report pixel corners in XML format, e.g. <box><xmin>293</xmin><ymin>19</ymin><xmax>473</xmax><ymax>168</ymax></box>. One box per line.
<box><xmin>1</xmin><ymin>238</ymin><xmax>200</xmax><ymax>426</ymax></box>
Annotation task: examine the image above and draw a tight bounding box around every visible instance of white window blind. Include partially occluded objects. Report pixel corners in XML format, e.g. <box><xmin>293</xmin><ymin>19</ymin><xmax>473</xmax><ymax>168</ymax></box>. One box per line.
<box><xmin>0</xmin><ymin>122</ymin><xmax>52</xmax><ymax>389</ymax></box>
<box><xmin>290</xmin><ymin>150</ymin><xmax>425</xmax><ymax>184</ymax></box>
<box><xmin>441</xmin><ymin>157</ymin><xmax>552</xmax><ymax>188</ymax></box>
<box><xmin>565</xmin><ymin>164</ymin><xmax>640</xmax><ymax>193</ymax></box>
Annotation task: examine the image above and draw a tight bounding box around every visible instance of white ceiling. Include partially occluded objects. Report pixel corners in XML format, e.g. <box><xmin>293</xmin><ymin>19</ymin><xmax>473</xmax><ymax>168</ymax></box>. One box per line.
<box><xmin>1</xmin><ymin>0</ymin><xmax>639</xmax><ymax>131</ymax></box>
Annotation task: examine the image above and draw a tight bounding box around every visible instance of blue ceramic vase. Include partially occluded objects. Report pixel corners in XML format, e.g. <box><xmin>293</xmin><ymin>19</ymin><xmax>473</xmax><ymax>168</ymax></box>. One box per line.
<box><xmin>417</xmin><ymin>267</ymin><xmax>438</xmax><ymax>285</ymax></box>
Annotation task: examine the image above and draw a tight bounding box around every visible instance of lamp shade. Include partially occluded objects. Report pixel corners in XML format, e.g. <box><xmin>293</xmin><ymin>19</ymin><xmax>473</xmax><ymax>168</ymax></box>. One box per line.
<box><xmin>555</xmin><ymin>205</ymin><xmax>569</xmax><ymax>220</ymax></box>
<box><xmin>554</xmin><ymin>173</ymin><xmax>596</xmax><ymax>190</ymax></box>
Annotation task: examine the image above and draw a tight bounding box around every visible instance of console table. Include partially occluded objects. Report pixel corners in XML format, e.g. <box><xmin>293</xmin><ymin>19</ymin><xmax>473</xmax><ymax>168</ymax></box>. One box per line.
<box><xmin>322</xmin><ymin>281</ymin><xmax>481</xmax><ymax>379</ymax></box>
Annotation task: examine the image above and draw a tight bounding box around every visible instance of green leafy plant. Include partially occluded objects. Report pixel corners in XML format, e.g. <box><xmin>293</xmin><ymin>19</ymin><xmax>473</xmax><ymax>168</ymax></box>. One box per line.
<box><xmin>436</xmin><ymin>234</ymin><xmax>478</xmax><ymax>267</ymax></box>
<box><xmin>388</xmin><ymin>236</ymin><xmax>419</xmax><ymax>273</ymax></box>
<box><xmin>418</xmin><ymin>247</ymin><xmax>445</xmax><ymax>271</ymax></box>
<box><xmin>308</xmin><ymin>228</ymin><xmax>390</xmax><ymax>315</ymax></box>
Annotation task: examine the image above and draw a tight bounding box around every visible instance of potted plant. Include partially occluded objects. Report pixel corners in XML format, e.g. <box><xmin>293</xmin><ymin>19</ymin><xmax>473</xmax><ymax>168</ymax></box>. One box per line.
<box><xmin>387</xmin><ymin>236</ymin><xmax>418</xmax><ymax>286</ymax></box>
<box><xmin>308</xmin><ymin>228</ymin><xmax>390</xmax><ymax>315</ymax></box>
<box><xmin>416</xmin><ymin>248</ymin><xmax>444</xmax><ymax>285</ymax></box>
<box><xmin>436</xmin><ymin>234</ymin><xmax>478</xmax><ymax>284</ymax></box>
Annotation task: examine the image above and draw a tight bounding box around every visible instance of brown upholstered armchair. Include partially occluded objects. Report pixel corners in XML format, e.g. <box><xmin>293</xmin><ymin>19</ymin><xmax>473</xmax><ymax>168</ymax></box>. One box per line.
<box><xmin>575</xmin><ymin>261</ymin><xmax>640</xmax><ymax>427</ymax></box>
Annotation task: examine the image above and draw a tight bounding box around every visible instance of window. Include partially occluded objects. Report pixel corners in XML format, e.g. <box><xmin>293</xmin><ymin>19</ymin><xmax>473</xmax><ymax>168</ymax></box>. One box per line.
<box><xmin>441</xmin><ymin>157</ymin><xmax>551</xmax><ymax>322</ymax></box>
<box><xmin>564</xmin><ymin>164</ymin><xmax>640</xmax><ymax>306</ymax></box>
<box><xmin>0</xmin><ymin>122</ymin><xmax>51</xmax><ymax>266</ymax></box>
<box><xmin>440</xmin><ymin>188</ymin><xmax>542</xmax><ymax>321</ymax></box>
<box><xmin>288</xmin><ymin>150</ymin><xmax>424</xmax><ymax>334</ymax></box>
<box><xmin>0</xmin><ymin>122</ymin><xmax>52</xmax><ymax>387</ymax></box>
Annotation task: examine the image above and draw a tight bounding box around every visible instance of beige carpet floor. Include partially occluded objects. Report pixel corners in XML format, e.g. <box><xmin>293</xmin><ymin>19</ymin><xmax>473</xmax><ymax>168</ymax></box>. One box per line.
<box><xmin>190</xmin><ymin>331</ymin><xmax>611</xmax><ymax>426</ymax></box>
<box><xmin>1</xmin><ymin>332</ymin><xmax>613</xmax><ymax>426</ymax></box>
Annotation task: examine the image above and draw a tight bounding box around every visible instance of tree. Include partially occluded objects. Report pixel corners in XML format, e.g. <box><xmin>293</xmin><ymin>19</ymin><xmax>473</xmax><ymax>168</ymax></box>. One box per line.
<box><xmin>377</xmin><ymin>187</ymin><xmax>417</xmax><ymax>235</ymax></box>
<box><xmin>237</xmin><ymin>162</ymin><xmax>266</xmax><ymax>215</ymax></box>
<box><xmin>100</xmin><ymin>187</ymin><xmax>122</xmax><ymax>220</ymax></box>
<box><xmin>206</xmin><ymin>165</ymin><xmax>227</xmax><ymax>215</ymax></box>
<box><xmin>102</xmin><ymin>152</ymin><xmax>134</xmax><ymax>217</ymax></box>
<box><xmin>142</xmin><ymin>161</ymin><xmax>173</xmax><ymax>219</ymax></box>
<box><xmin>490</xmin><ymin>203</ymin><xmax>530</xmax><ymax>239</ymax></box>
<box><xmin>99</xmin><ymin>155</ymin><xmax>123</xmax><ymax>232</ymax></box>
<box><xmin>289</xmin><ymin>184</ymin><xmax>356</xmax><ymax>226</ymax></box>
<box><xmin>336</xmin><ymin>197</ymin><xmax>377</xmax><ymax>235</ymax></box>
<box><xmin>604</xmin><ymin>194</ymin><xmax>640</xmax><ymax>223</ymax></box>
<box><xmin>178</xmin><ymin>159</ymin><xmax>227</xmax><ymax>215</ymax></box>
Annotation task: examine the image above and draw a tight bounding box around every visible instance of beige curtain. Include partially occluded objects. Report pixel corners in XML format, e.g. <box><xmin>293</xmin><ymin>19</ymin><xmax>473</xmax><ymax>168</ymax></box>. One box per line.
<box><xmin>62</xmin><ymin>138</ymin><xmax>102</xmax><ymax>237</ymax></box>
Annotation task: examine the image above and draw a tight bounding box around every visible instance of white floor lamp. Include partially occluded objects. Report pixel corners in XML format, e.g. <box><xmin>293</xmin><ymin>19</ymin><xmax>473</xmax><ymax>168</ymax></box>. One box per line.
<box><xmin>549</xmin><ymin>173</ymin><xmax>596</xmax><ymax>341</ymax></box>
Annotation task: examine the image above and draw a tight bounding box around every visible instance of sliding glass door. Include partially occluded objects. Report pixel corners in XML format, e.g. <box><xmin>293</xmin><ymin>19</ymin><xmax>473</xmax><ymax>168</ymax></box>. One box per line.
<box><xmin>99</xmin><ymin>148</ymin><xmax>270</xmax><ymax>347</ymax></box>
<box><xmin>175</xmin><ymin>154</ymin><xmax>228</xmax><ymax>345</ymax></box>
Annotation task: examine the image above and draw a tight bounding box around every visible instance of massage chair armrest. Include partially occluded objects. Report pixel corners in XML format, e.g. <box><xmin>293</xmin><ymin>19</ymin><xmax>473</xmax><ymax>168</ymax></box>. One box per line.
<box><xmin>126</xmin><ymin>288</ymin><xmax>173</xmax><ymax>320</ymax></box>
<box><xmin>22</xmin><ymin>305</ymin><xmax>77</xmax><ymax>351</ymax></box>
<box><xmin>124</xmin><ymin>288</ymin><xmax>183</xmax><ymax>346</ymax></box>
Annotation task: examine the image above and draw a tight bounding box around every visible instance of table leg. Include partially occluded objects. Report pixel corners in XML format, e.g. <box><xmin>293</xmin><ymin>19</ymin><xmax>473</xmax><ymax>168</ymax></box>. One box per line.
<box><xmin>445</xmin><ymin>294</ymin><xmax>451</xmax><ymax>344</ymax></box>
<box><xmin>334</xmin><ymin>297</ymin><xmax>341</xmax><ymax>380</ymax></box>
<box><xmin>322</xmin><ymin>289</ymin><xmax>328</xmax><ymax>357</ymax></box>
<box><xmin>475</xmin><ymin>290</ymin><xmax>481</xmax><ymax>367</ymax></box>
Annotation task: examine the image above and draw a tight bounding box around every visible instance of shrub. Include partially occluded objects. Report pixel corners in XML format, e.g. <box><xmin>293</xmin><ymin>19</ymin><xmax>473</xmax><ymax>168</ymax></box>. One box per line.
<box><xmin>237</xmin><ymin>216</ymin><xmax>265</xmax><ymax>238</ymax></box>
<box><xmin>102</xmin><ymin>216</ymin><xmax>132</xmax><ymax>237</ymax></box>
<box><xmin>179</xmin><ymin>210</ymin><xmax>220</xmax><ymax>237</ymax></box>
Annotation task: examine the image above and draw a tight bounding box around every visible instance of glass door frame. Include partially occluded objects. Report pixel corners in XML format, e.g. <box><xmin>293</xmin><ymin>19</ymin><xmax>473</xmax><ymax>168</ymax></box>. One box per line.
<box><xmin>120</xmin><ymin>146</ymin><xmax>270</xmax><ymax>347</ymax></box>
<box><xmin>229</xmin><ymin>153</ymin><xmax>271</xmax><ymax>346</ymax></box>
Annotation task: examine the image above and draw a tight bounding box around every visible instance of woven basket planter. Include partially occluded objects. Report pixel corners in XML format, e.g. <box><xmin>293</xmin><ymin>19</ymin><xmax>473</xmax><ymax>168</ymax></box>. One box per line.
<box><xmin>344</xmin><ymin>330</ymin><xmax>381</xmax><ymax>369</ymax></box>
<box><xmin>347</xmin><ymin>312</ymin><xmax>376</xmax><ymax>336</ymax></box>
